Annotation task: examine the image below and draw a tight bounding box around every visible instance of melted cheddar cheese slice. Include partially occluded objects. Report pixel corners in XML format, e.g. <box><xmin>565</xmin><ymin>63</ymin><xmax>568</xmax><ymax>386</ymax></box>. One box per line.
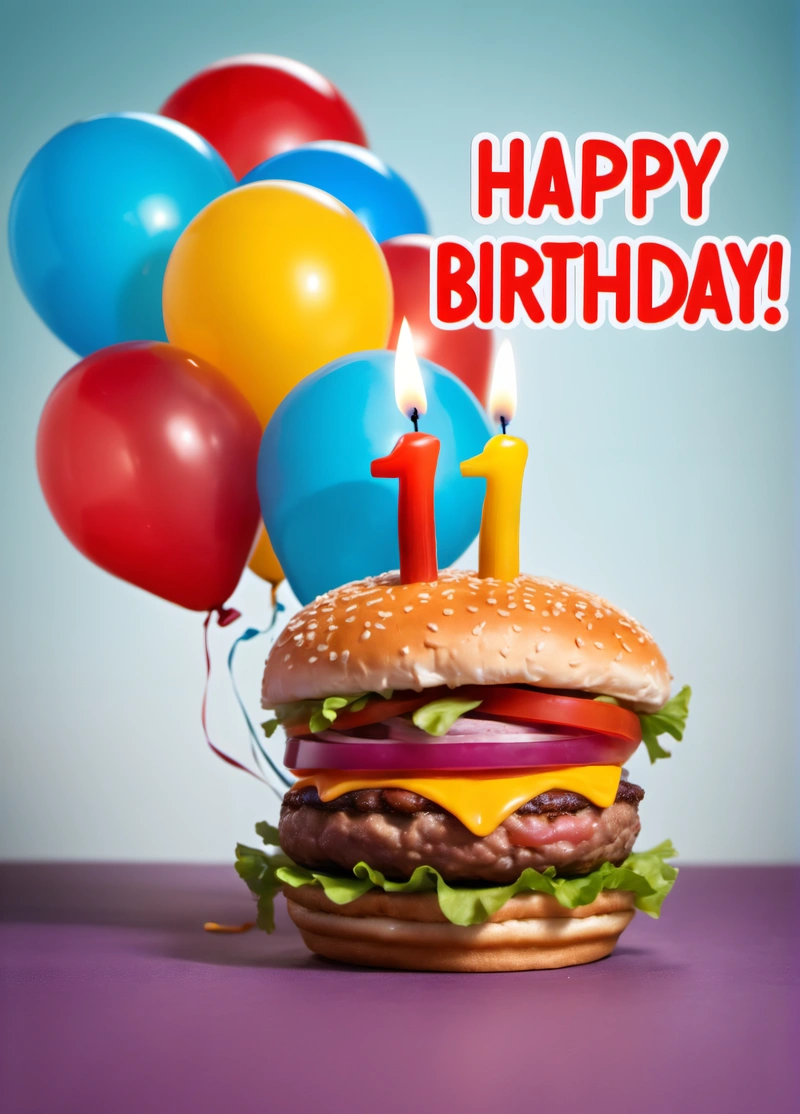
<box><xmin>291</xmin><ymin>766</ymin><xmax>621</xmax><ymax>837</ymax></box>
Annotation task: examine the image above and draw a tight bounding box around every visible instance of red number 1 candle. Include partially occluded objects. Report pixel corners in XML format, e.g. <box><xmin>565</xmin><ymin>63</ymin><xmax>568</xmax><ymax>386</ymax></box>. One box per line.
<box><xmin>371</xmin><ymin>320</ymin><xmax>440</xmax><ymax>584</ymax></box>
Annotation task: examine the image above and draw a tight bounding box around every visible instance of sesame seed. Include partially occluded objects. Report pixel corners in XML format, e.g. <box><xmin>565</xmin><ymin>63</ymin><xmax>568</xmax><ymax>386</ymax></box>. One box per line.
<box><xmin>375</xmin><ymin>623</ymin><xmax>386</xmax><ymax>630</ymax></box>
<box><xmin>308</xmin><ymin>656</ymin><xmax>318</xmax><ymax>663</ymax></box>
<box><xmin>615</xmin><ymin>652</ymin><xmax>623</xmax><ymax>662</ymax></box>
<box><xmin>499</xmin><ymin>647</ymin><xmax>510</xmax><ymax>657</ymax></box>
<box><xmin>283</xmin><ymin>653</ymin><xmax>291</xmax><ymax>662</ymax></box>
<box><xmin>329</xmin><ymin>651</ymin><xmax>338</xmax><ymax>661</ymax></box>
<box><xmin>508</xmin><ymin>602</ymin><xmax>517</xmax><ymax>609</ymax></box>
<box><xmin>359</xmin><ymin>630</ymin><xmax>371</xmax><ymax>642</ymax></box>
<box><xmin>650</xmin><ymin>659</ymin><xmax>656</xmax><ymax>666</ymax></box>
<box><xmin>307</xmin><ymin>622</ymin><xmax>318</xmax><ymax>630</ymax></box>
<box><xmin>497</xmin><ymin>609</ymin><xmax>510</xmax><ymax>617</ymax></box>
<box><xmin>541</xmin><ymin>625</ymin><xmax>551</xmax><ymax>632</ymax></box>
<box><xmin>467</xmin><ymin>605</ymin><xmax>478</xmax><ymax>613</ymax></box>
<box><xmin>427</xmin><ymin>622</ymin><xmax>438</xmax><ymax>632</ymax></box>
<box><xmin>404</xmin><ymin>605</ymin><xmax>414</xmax><ymax>613</ymax></box>
<box><xmin>594</xmin><ymin>641</ymin><xmax>604</xmax><ymax>649</ymax></box>
<box><xmin>346</xmin><ymin>616</ymin><xmax>355</xmax><ymax>623</ymax></box>
<box><xmin>341</xmin><ymin>650</ymin><xmax>350</xmax><ymax>663</ymax></box>
<box><xmin>542</xmin><ymin>610</ymin><xmax>550</xmax><ymax>617</ymax></box>
<box><xmin>512</xmin><ymin>624</ymin><xmax>522</xmax><ymax>633</ymax></box>
<box><xmin>595</xmin><ymin>610</ymin><xmax>604</xmax><ymax>618</ymax></box>
<box><xmin>400</xmin><ymin>646</ymin><xmax>409</xmax><ymax>655</ymax></box>
<box><xmin>346</xmin><ymin>605</ymin><xmax>357</xmax><ymax>612</ymax></box>
<box><xmin>487</xmin><ymin>598</ymin><xmax>497</xmax><ymax>605</ymax></box>
<box><xmin>587</xmin><ymin>622</ymin><xmax>593</xmax><ymax>630</ymax></box>
<box><xmin>536</xmin><ymin>641</ymin><xmax>546</xmax><ymax>652</ymax></box>
<box><xmin>638</xmin><ymin>636</ymin><xmax>645</xmax><ymax>644</ymax></box>
<box><xmin>366</xmin><ymin>597</ymin><xmax>383</xmax><ymax>606</ymax></box>
<box><xmin>575</xmin><ymin>637</ymin><xmax>584</xmax><ymax>647</ymax></box>
<box><xmin>569</xmin><ymin>660</ymin><xmax>581</xmax><ymax>668</ymax></box>
<box><xmin>378</xmin><ymin>611</ymin><xmax>392</xmax><ymax>619</ymax></box>
<box><xmin>622</xmin><ymin>643</ymin><xmax>632</xmax><ymax>653</ymax></box>
<box><xmin>525</xmin><ymin>604</ymin><xmax>536</xmax><ymax>612</ymax></box>
<box><xmin>364</xmin><ymin>621</ymin><xmax>371</xmax><ymax>628</ymax></box>
<box><xmin>316</xmin><ymin>644</ymin><xmax>328</xmax><ymax>652</ymax></box>
<box><xmin>443</xmin><ymin>608</ymin><xmax>454</xmax><ymax>616</ymax></box>
<box><xmin>472</xmin><ymin>622</ymin><xmax>486</xmax><ymax>636</ymax></box>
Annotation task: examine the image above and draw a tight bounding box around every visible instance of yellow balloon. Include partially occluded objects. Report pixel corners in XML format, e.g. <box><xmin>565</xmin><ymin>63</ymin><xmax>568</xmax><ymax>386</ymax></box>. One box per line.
<box><xmin>248</xmin><ymin>523</ymin><xmax>283</xmax><ymax>588</ymax></box>
<box><xmin>163</xmin><ymin>181</ymin><xmax>393</xmax><ymax>427</ymax></box>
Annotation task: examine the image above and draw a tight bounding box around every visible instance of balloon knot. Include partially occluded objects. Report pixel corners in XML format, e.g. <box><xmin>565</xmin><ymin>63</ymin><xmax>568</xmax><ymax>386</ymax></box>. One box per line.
<box><xmin>216</xmin><ymin>606</ymin><xmax>241</xmax><ymax>627</ymax></box>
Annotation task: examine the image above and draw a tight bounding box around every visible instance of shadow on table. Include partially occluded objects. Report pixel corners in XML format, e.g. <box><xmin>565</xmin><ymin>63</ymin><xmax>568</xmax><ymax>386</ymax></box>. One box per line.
<box><xmin>0</xmin><ymin>862</ymin><xmax>687</xmax><ymax>976</ymax></box>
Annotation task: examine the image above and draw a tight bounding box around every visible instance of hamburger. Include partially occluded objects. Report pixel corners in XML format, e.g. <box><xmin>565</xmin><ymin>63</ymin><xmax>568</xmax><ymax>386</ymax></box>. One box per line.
<box><xmin>237</xmin><ymin>568</ymin><xmax>689</xmax><ymax>971</ymax></box>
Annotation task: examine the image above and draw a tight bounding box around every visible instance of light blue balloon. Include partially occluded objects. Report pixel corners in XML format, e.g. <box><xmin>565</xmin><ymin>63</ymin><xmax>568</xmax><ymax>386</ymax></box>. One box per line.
<box><xmin>8</xmin><ymin>113</ymin><xmax>234</xmax><ymax>356</ymax></box>
<box><xmin>240</xmin><ymin>141</ymin><xmax>428</xmax><ymax>244</ymax></box>
<box><xmin>259</xmin><ymin>351</ymin><xmax>491</xmax><ymax>604</ymax></box>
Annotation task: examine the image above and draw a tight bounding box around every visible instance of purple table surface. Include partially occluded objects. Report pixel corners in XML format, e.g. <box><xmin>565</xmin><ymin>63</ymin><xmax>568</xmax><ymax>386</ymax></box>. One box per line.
<box><xmin>1</xmin><ymin>863</ymin><xmax>798</xmax><ymax>1114</ymax></box>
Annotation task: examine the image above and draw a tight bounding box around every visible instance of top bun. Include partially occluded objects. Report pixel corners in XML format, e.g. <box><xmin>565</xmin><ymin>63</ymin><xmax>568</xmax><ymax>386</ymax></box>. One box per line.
<box><xmin>263</xmin><ymin>570</ymin><xmax>671</xmax><ymax>713</ymax></box>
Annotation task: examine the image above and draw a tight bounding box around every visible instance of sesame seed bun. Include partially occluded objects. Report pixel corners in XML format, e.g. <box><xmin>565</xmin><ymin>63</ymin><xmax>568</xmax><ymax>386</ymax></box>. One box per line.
<box><xmin>283</xmin><ymin>885</ymin><xmax>636</xmax><ymax>972</ymax></box>
<box><xmin>264</xmin><ymin>569</ymin><xmax>671</xmax><ymax>712</ymax></box>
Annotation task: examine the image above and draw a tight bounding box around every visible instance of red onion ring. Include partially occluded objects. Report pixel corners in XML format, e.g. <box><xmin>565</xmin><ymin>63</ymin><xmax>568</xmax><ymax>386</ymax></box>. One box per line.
<box><xmin>285</xmin><ymin>731</ymin><xmax>638</xmax><ymax>772</ymax></box>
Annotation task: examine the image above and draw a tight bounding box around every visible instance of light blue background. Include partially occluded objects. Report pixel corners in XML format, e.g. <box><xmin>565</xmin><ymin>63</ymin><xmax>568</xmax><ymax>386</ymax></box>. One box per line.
<box><xmin>0</xmin><ymin>0</ymin><xmax>796</xmax><ymax>862</ymax></box>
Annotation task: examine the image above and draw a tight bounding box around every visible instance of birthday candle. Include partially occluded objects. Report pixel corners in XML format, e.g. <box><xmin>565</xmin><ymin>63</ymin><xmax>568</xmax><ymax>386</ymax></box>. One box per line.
<box><xmin>371</xmin><ymin>320</ymin><xmax>440</xmax><ymax>584</ymax></box>
<box><xmin>460</xmin><ymin>339</ymin><xmax>528</xmax><ymax>581</ymax></box>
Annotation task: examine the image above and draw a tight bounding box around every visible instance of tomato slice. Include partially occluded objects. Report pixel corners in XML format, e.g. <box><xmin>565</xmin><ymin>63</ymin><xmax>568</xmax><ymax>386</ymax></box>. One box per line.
<box><xmin>284</xmin><ymin>685</ymin><xmax>641</xmax><ymax>744</ymax></box>
<box><xmin>465</xmin><ymin>687</ymin><xmax>641</xmax><ymax>744</ymax></box>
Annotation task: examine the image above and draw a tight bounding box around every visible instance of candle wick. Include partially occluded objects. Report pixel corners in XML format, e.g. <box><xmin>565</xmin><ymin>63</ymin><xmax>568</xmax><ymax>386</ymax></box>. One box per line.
<box><xmin>411</xmin><ymin>407</ymin><xmax>419</xmax><ymax>432</ymax></box>
<box><xmin>501</xmin><ymin>416</ymin><xmax>508</xmax><ymax>434</ymax></box>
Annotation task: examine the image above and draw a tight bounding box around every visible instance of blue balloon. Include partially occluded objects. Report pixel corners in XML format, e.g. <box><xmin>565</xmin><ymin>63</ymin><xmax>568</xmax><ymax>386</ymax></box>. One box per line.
<box><xmin>240</xmin><ymin>141</ymin><xmax>428</xmax><ymax>244</ymax></box>
<box><xmin>259</xmin><ymin>351</ymin><xmax>491</xmax><ymax>604</ymax></box>
<box><xmin>8</xmin><ymin>113</ymin><xmax>234</xmax><ymax>356</ymax></box>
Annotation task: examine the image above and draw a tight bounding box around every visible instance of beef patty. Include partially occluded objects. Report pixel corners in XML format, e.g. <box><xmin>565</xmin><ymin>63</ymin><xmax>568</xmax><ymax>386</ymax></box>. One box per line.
<box><xmin>279</xmin><ymin>779</ymin><xmax>644</xmax><ymax>885</ymax></box>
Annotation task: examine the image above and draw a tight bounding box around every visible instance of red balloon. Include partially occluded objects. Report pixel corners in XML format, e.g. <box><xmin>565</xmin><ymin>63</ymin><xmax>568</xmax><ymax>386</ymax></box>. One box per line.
<box><xmin>381</xmin><ymin>234</ymin><xmax>493</xmax><ymax>407</ymax></box>
<box><xmin>36</xmin><ymin>342</ymin><xmax>262</xmax><ymax>611</ymax></box>
<box><xmin>160</xmin><ymin>55</ymin><xmax>368</xmax><ymax>180</ymax></box>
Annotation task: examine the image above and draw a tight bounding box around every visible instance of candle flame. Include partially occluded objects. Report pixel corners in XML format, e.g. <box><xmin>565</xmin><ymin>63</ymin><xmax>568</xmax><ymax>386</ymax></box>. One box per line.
<box><xmin>394</xmin><ymin>318</ymin><xmax>427</xmax><ymax>420</ymax></box>
<box><xmin>488</xmin><ymin>338</ymin><xmax>517</xmax><ymax>427</ymax></box>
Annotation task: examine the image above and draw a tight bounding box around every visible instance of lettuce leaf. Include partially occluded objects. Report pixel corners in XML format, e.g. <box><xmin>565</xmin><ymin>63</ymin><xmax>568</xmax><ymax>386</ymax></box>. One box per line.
<box><xmin>262</xmin><ymin>689</ymin><xmax>484</xmax><ymax>738</ymax></box>
<box><xmin>595</xmin><ymin>686</ymin><xmax>692</xmax><ymax>764</ymax></box>
<box><xmin>261</xmin><ymin>690</ymin><xmax>393</xmax><ymax>738</ymax></box>
<box><xmin>235</xmin><ymin>824</ymin><xmax>678</xmax><ymax>932</ymax></box>
<box><xmin>639</xmin><ymin>686</ymin><xmax>692</xmax><ymax>763</ymax></box>
<box><xmin>411</xmin><ymin>698</ymin><xmax>483</xmax><ymax>736</ymax></box>
<box><xmin>234</xmin><ymin>822</ymin><xmax>292</xmax><ymax>932</ymax></box>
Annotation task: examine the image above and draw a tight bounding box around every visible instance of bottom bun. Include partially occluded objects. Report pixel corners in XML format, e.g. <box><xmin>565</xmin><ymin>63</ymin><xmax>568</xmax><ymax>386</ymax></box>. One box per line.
<box><xmin>283</xmin><ymin>885</ymin><xmax>636</xmax><ymax>972</ymax></box>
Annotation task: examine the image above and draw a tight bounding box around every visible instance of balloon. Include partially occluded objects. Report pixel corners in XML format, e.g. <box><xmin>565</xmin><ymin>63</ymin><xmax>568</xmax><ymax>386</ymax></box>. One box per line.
<box><xmin>249</xmin><ymin>525</ymin><xmax>284</xmax><ymax>588</ymax></box>
<box><xmin>160</xmin><ymin>55</ymin><xmax>367</xmax><ymax>180</ymax></box>
<box><xmin>381</xmin><ymin>234</ymin><xmax>494</xmax><ymax>406</ymax></box>
<box><xmin>258</xmin><ymin>350</ymin><xmax>492</xmax><ymax>604</ymax></box>
<box><xmin>36</xmin><ymin>342</ymin><xmax>261</xmax><ymax>611</ymax></box>
<box><xmin>241</xmin><ymin>142</ymin><xmax>428</xmax><ymax>244</ymax></box>
<box><xmin>8</xmin><ymin>114</ymin><xmax>234</xmax><ymax>357</ymax></box>
<box><xmin>163</xmin><ymin>181</ymin><xmax>393</xmax><ymax>427</ymax></box>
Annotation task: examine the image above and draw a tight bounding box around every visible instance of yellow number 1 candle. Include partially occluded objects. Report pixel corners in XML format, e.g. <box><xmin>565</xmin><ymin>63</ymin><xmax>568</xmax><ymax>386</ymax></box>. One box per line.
<box><xmin>460</xmin><ymin>339</ymin><xmax>528</xmax><ymax>580</ymax></box>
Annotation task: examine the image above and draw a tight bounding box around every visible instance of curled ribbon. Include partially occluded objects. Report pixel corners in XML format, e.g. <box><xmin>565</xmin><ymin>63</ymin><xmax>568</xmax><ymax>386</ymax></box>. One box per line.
<box><xmin>200</xmin><ymin>600</ymin><xmax>293</xmax><ymax>797</ymax></box>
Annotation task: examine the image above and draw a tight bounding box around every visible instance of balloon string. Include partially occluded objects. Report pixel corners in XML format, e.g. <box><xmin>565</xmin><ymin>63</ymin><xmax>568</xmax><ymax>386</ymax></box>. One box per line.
<box><xmin>227</xmin><ymin>598</ymin><xmax>293</xmax><ymax>794</ymax></box>
<box><xmin>201</xmin><ymin>609</ymin><xmax>267</xmax><ymax>783</ymax></box>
